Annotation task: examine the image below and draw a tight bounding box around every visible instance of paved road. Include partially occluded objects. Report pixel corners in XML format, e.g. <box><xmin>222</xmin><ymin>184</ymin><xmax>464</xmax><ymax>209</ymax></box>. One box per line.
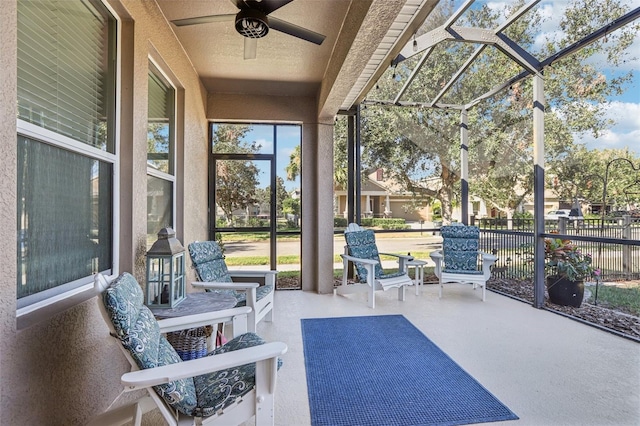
<box><xmin>223</xmin><ymin>234</ymin><xmax>443</xmax><ymax>271</ymax></box>
<box><xmin>224</xmin><ymin>234</ymin><xmax>442</xmax><ymax>257</ymax></box>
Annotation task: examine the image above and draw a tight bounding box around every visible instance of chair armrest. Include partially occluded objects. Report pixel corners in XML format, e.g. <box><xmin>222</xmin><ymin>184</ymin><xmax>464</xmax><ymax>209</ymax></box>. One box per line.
<box><xmin>192</xmin><ymin>281</ymin><xmax>259</xmax><ymax>290</ymax></box>
<box><xmin>340</xmin><ymin>254</ymin><xmax>378</xmax><ymax>266</ymax></box>
<box><xmin>121</xmin><ymin>342</ymin><xmax>288</xmax><ymax>390</ymax></box>
<box><xmin>380</xmin><ymin>252</ymin><xmax>414</xmax><ymax>271</ymax></box>
<box><xmin>228</xmin><ymin>270</ymin><xmax>277</xmax><ymax>287</ymax></box>
<box><xmin>379</xmin><ymin>252</ymin><xmax>413</xmax><ymax>261</ymax></box>
<box><xmin>157</xmin><ymin>307</ymin><xmax>252</xmax><ymax>333</ymax></box>
<box><xmin>479</xmin><ymin>251</ymin><xmax>498</xmax><ymax>262</ymax></box>
<box><xmin>228</xmin><ymin>270</ymin><xmax>278</xmax><ymax>277</ymax></box>
<box><xmin>429</xmin><ymin>250</ymin><xmax>443</xmax><ymax>278</ymax></box>
<box><xmin>429</xmin><ymin>250</ymin><xmax>443</xmax><ymax>260</ymax></box>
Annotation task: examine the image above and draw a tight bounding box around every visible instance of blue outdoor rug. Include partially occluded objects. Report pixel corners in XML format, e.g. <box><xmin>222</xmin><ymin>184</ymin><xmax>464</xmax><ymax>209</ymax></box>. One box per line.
<box><xmin>301</xmin><ymin>315</ymin><xmax>518</xmax><ymax>426</ymax></box>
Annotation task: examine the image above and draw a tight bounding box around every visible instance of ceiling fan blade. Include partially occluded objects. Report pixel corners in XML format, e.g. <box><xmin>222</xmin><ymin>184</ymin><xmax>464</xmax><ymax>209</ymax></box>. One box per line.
<box><xmin>259</xmin><ymin>0</ymin><xmax>295</xmax><ymax>15</ymax></box>
<box><xmin>269</xmin><ymin>16</ymin><xmax>325</xmax><ymax>45</ymax></box>
<box><xmin>229</xmin><ymin>0</ymin><xmax>245</xmax><ymax>10</ymax></box>
<box><xmin>172</xmin><ymin>14</ymin><xmax>235</xmax><ymax>27</ymax></box>
<box><xmin>244</xmin><ymin>37</ymin><xmax>257</xmax><ymax>60</ymax></box>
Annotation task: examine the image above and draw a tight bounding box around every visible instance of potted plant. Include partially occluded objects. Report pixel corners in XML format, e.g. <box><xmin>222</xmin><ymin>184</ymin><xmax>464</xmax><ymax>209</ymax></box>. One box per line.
<box><xmin>544</xmin><ymin>237</ymin><xmax>596</xmax><ymax>307</ymax></box>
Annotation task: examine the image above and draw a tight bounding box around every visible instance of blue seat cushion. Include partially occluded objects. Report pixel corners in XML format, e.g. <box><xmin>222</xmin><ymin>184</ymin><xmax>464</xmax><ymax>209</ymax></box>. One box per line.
<box><xmin>103</xmin><ymin>273</ymin><xmax>198</xmax><ymax>416</ymax></box>
<box><xmin>203</xmin><ymin>284</ymin><xmax>274</xmax><ymax>305</ymax></box>
<box><xmin>194</xmin><ymin>332</ymin><xmax>283</xmax><ymax>417</ymax></box>
<box><xmin>344</xmin><ymin>229</ymin><xmax>384</xmax><ymax>280</ymax></box>
<box><xmin>189</xmin><ymin>240</ymin><xmax>274</xmax><ymax>303</ymax></box>
<box><xmin>441</xmin><ymin>224</ymin><xmax>483</xmax><ymax>274</ymax></box>
<box><xmin>188</xmin><ymin>241</ymin><xmax>233</xmax><ymax>283</ymax></box>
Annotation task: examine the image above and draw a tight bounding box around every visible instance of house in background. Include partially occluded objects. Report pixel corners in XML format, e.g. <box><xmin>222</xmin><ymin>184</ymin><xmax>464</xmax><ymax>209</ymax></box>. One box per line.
<box><xmin>335</xmin><ymin>168</ymin><xmax>433</xmax><ymax>222</ymax></box>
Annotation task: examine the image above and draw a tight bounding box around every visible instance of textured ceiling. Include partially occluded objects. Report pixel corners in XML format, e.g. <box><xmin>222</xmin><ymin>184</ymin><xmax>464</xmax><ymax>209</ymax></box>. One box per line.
<box><xmin>155</xmin><ymin>0</ymin><xmax>437</xmax><ymax>113</ymax></box>
<box><xmin>156</xmin><ymin>0</ymin><xmax>352</xmax><ymax>98</ymax></box>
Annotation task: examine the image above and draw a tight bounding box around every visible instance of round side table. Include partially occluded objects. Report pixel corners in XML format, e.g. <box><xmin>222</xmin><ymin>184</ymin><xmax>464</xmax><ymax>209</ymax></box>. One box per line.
<box><xmin>150</xmin><ymin>292</ymin><xmax>237</xmax><ymax>358</ymax></box>
<box><xmin>405</xmin><ymin>259</ymin><xmax>427</xmax><ymax>295</ymax></box>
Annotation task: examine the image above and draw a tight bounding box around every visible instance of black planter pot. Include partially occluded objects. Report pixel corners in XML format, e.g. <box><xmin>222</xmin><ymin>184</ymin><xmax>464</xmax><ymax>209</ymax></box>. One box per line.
<box><xmin>546</xmin><ymin>275</ymin><xmax>584</xmax><ymax>307</ymax></box>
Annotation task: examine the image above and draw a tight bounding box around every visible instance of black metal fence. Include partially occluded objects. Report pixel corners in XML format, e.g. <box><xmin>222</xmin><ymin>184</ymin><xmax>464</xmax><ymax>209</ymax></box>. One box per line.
<box><xmin>478</xmin><ymin>216</ymin><xmax>640</xmax><ymax>282</ymax></box>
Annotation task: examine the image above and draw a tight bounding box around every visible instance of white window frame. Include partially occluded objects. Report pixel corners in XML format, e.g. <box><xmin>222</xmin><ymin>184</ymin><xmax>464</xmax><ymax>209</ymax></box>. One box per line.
<box><xmin>147</xmin><ymin>57</ymin><xmax>177</xmax><ymax>238</ymax></box>
<box><xmin>16</xmin><ymin>0</ymin><xmax>121</xmax><ymax>325</ymax></box>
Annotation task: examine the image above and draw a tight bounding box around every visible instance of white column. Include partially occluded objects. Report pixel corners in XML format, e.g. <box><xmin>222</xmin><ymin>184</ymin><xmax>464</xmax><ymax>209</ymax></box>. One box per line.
<box><xmin>460</xmin><ymin>108</ymin><xmax>469</xmax><ymax>224</ymax></box>
<box><xmin>533</xmin><ymin>72</ymin><xmax>546</xmax><ymax>308</ymax></box>
<box><xmin>384</xmin><ymin>194</ymin><xmax>392</xmax><ymax>217</ymax></box>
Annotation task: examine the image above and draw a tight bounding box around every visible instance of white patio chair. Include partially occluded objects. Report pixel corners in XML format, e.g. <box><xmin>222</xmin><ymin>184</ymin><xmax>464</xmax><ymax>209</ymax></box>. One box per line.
<box><xmin>188</xmin><ymin>240</ymin><xmax>276</xmax><ymax>333</ymax></box>
<box><xmin>90</xmin><ymin>272</ymin><xmax>286</xmax><ymax>426</ymax></box>
<box><xmin>336</xmin><ymin>223</ymin><xmax>413</xmax><ymax>308</ymax></box>
<box><xmin>430</xmin><ymin>223</ymin><xmax>497</xmax><ymax>301</ymax></box>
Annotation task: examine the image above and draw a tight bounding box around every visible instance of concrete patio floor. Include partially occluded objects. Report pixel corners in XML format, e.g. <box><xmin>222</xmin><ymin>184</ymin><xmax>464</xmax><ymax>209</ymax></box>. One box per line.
<box><xmin>252</xmin><ymin>282</ymin><xmax>640</xmax><ymax>426</ymax></box>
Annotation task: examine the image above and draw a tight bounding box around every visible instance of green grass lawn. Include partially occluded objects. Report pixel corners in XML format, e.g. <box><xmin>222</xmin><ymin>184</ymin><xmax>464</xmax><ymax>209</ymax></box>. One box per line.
<box><xmin>590</xmin><ymin>284</ymin><xmax>640</xmax><ymax>316</ymax></box>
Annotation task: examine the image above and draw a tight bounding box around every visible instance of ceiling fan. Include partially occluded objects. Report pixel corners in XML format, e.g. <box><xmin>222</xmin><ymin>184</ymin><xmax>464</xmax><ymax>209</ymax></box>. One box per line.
<box><xmin>171</xmin><ymin>0</ymin><xmax>326</xmax><ymax>60</ymax></box>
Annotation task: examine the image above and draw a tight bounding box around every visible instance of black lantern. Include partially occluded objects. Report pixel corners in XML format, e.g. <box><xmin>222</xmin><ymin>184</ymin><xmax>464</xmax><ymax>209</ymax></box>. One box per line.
<box><xmin>145</xmin><ymin>228</ymin><xmax>186</xmax><ymax>308</ymax></box>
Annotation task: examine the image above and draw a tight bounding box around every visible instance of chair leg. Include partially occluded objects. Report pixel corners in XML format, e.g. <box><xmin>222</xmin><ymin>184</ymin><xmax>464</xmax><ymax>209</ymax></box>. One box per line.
<box><xmin>368</xmin><ymin>283</ymin><xmax>375</xmax><ymax>309</ymax></box>
<box><xmin>247</xmin><ymin>310</ymin><xmax>257</xmax><ymax>333</ymax></box>
<box><xmin>264</xmin><ymin>308</ymin><xmax>273</xmax><ymax>322</ymax></box>
<box><xmin>366</xmin><ymin>265</ymin><xmax>376</xmax><ymax>309</ymax></box>
<box><xmin>397</xmin><ymin>285</ymin><xmax>405</xmax><ymax>301</ymax></box>
<box><xmin>439</xmin><ymin>280</ymin><xmax>443</xmax><ymax>299</ymax></box>
<box><xmin>254</xmin><ymin>358</ymin><xmax>277</xmax><ymax>426</ymax></box>
<box><xmin>88</xmin><ymin>396</ymin><xmax>155</xmax><ymax>426</ymax></box>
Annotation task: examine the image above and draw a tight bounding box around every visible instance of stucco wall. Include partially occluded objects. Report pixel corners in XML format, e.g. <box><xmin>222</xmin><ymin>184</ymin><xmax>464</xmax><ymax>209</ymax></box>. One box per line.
<box><xmin>0</xmin><ymin>2</ymin><xmax>18</xmax><ymax>425</ymax></box>
<box><xmin>0</xmin><ymin>0</ymin><xmax>210</xmax><ymax>423</ymax></box>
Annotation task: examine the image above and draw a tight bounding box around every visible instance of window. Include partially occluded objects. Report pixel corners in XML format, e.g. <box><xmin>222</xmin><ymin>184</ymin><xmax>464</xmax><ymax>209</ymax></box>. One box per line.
<box><xmin>16</xmin><ymin>0</ymin><xmax>117</xmax><ymax>311</ymax></box>
<box><xmin>147</xmin><ymin>62</ymin><xmax>176</xmax><ymax>246</ymax></box>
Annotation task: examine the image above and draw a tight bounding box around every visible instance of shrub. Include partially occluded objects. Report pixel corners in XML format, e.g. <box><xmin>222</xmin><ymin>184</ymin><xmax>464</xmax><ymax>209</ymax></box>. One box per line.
<box><xmin>334</xmin><ymin>217</ymin><xmax>347</xmax><ymax>228</ymax></box>
<box><xmin>361</xmin><ymin>218</ymin><xmax>409</xmax><ymax>230</ymax></box>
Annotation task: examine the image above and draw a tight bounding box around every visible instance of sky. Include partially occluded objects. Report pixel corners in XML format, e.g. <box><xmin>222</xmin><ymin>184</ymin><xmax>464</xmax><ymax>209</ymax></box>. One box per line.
<box><xmin>242</xmin><ymin>124</ymin><xmax>301</xmax><ymax>192</ymax></box>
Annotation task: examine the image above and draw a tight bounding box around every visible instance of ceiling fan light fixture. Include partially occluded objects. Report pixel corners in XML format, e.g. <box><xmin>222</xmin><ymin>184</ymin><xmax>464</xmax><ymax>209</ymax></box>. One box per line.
<box><xmin>235</xmin><ymin>9</ymin><xmax>269</xmax><ymax>39</ymax></box>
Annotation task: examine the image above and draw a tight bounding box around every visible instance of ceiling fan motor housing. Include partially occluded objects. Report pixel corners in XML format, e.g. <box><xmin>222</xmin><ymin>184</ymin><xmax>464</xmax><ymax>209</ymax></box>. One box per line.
<box><xmin>235</xmin><ymin>8</ymin><xmax>269</xmax><ymax>39</ymax></box>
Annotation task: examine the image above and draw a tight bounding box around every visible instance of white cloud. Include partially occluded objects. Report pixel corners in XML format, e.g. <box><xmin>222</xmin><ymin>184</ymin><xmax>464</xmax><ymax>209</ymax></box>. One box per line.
<box><xmin>576</xmin><ymin>102</ymin><xmax>640</xmax><ymax>154</ymax></box>
<box><xmin>607</xmin><ymin>102</ymin><xmax>640</xmax><ymax>132</ymax></box>
<box><xmin>255</xmin><ymin>138</ymin><xmax>273</xmax><ymax>152</ymax></box>
<box><xmin>280</xmin><ymin>147</ymin><xmax>295</xmax><ymax>157</ymax></box>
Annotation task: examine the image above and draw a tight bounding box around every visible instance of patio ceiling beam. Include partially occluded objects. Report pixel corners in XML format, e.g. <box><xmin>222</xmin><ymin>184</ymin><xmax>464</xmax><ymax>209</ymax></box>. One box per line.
<box><xmin>447</xmin><ymin>26</ymin><xmax>541</xmax><ymax>74</ymax></box>
<box><xmin>393</xmin><ymin>47</ymin><xmax>435</xmax><ymax>105</ymax></box>
<box><xmin>465</xmin><ymin>70</ymin><xmax>528</xmax><ymax>110</ymax></box>
<box><xmin>430</xmin><ymin>0</ymin><xmax>539</xmax><ymax>106</ymax></box>
<box><xmin>391</xmin><ymin>24</ymin><xmax>541</xmax><ymax>104</ymax></box>
<box><xmin>541</xmin><ymin>6</ymin><xmax>640</xmax><ymax>68</ymax></box>
<box><xmin>392</xmin><ymin>0</ymin><xmax>475</xmax><ymax>66</ymax></box>
<box><xmin>431</xmin><ymin>45</ymin><xmax>485</xmax><ymax>106</ymax></box>
<box><xmin>390</xmin><ymin>25</ymin><xmax>540</xmax><ymax>105</ymax></box>
<box><xmin>495</xmin><ymin>0</ymin><xmax>541</xmax><ymax>33</ymax></box>
<box><xmin>362</xmin><ymin>99</ymin><xmax>464</xmax><ymax>110</ymax></box>
<box><xmin>391</xmin><ymin>0</ymin><xmax>539</xmax><ymax>66</ymax></box>
<box><xmin>369</xmin><ymin>4</ymin><xmax>639</xmax><ymax>111</ymax></box>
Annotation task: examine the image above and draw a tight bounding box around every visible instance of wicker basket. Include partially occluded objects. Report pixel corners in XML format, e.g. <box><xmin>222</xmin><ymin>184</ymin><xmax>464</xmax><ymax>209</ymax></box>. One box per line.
<box><xmin>166</xmin><ymin>326</ymin><xmax>213</xmax><ymax>360</ymax></box>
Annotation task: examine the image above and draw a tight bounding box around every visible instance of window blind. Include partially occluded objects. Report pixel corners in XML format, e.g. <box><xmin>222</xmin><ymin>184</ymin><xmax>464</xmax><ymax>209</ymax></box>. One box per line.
<box><xmin>148</xmin><ymin>71</ymin><xmax>170</xmax><ymax>122</ymax></box>
<box><xmin>17</xmin><ymin>0</ymin><xmax>112</xmax><ymax>151</ymax></box>
<box><xmin>147</xmin><ymin>64</ymin><xmax>174</xmax><ymax>173</ymax></box>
